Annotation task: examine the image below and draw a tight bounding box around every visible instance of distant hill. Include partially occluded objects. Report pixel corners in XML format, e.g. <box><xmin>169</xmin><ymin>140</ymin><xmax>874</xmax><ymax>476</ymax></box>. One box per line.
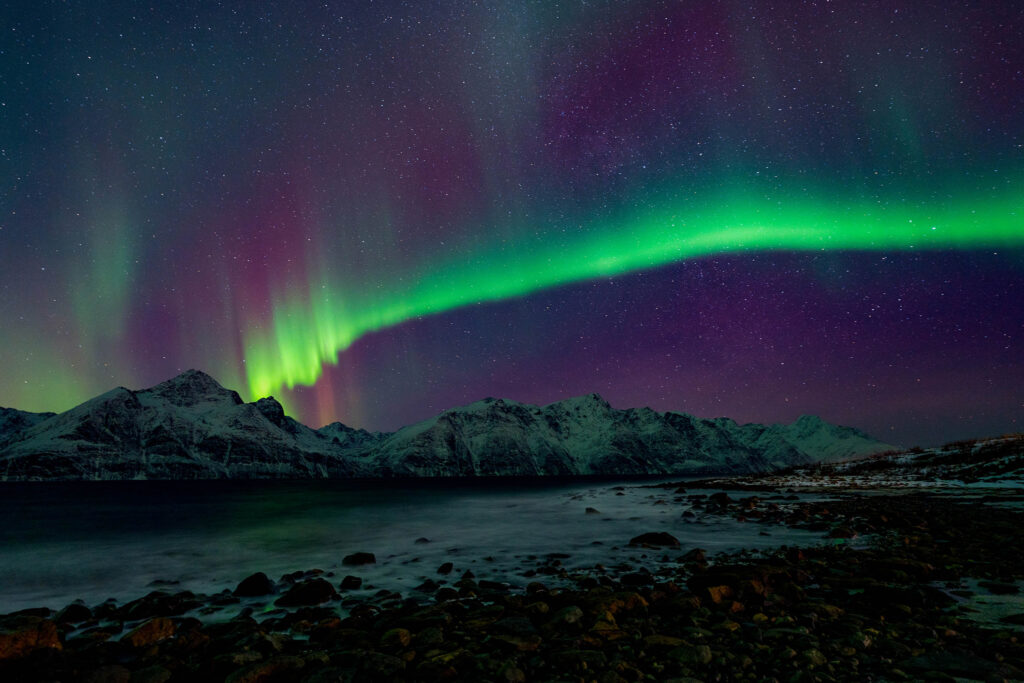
<box><xmin>0</xmin><ymin>370</ymin><xmax>896</xmax><ymax>481</ymax></box>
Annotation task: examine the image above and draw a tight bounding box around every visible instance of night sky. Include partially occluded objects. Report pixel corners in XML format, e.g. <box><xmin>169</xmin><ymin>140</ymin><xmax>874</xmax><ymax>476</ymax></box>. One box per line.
<box><xmin>1</xmin><ymin>1</ymin><xmax>1022</xmax><ymax>447</ymax></box>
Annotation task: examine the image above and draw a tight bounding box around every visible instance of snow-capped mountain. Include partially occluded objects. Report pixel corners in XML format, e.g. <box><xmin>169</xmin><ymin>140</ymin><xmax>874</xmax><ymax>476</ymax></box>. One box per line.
<box><xmin>0</xmin><ymin>406</ymin><xmax>56</xmax><ymax>443</ymax></box>
<box><xmin>725</xmin><ymin>414</ymin><xmax>890</xmax><ymax>468</ymax></box>
<box><xmin>0</xmin><ymin>370</ymin><xmax>355</xmax><ymax>480</ymax></box>
<box><xmin>0</xmin><ymin>370</ymin><xmax>896</xmax><ymax>481</ymax></box>
<box><xmin>355</xmin><ymin>395</ymin><xmax>893</xmax><ymax>476</ymax></box>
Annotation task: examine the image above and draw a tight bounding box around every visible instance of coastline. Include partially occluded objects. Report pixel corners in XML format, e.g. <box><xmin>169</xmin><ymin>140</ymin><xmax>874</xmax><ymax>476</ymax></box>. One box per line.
<box><xmin>2</xmin><ymin>458</ymin><xmax>1023</xmax><ymax>681</ymax></box>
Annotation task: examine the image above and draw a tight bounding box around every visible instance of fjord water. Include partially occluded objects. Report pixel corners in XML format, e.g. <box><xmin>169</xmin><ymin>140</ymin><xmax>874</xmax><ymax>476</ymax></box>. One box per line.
<box><xmin>0</xmin><ymin>479</ymin><xmax>822</xmax><ymax>615</ymax></box>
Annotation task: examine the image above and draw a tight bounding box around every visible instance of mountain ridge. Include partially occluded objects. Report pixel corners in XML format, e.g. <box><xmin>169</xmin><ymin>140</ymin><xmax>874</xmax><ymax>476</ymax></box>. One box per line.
<box><xmin>0</xmin><ymin>370</ymin><xmax>897</xmax><ymax>481</ymax></box>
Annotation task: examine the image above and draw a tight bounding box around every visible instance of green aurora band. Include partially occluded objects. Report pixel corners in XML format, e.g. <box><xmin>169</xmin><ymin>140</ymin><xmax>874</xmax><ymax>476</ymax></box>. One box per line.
<box><xmin>243</xmin><ymin>182</ymin><xmax>1024</xmax><ymax>402</ymax></box>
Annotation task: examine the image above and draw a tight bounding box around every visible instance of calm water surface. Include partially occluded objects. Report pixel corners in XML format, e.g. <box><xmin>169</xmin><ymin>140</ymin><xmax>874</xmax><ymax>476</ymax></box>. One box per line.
<box><xmin>0</xmin><ymin>478</ymin><xmax>824</xmax><ymax>614</ymax></box>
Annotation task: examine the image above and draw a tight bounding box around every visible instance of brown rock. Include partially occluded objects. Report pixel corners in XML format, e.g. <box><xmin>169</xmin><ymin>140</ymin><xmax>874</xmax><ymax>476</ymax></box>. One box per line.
<box><xmin>380</xmin><ymin>627</ymin><xmax>412</xmax><ymax>649</ymax></box>
<box><xmin>547</xmin><ymin>605</ymin><xmax>584</xmax><ymax>629</ymax></box>
<box><xmin>225</xmin><ymin>655</ymin><xmax>305</xmax><ymax>683</ymax></box>
<box><xmin>704</xmin><ymin>585</ymin><xmax>734</xmax><ymax>604</ymax></box>
<box><xmin>644</xmin><ymin>634</ymin><xmax>688</xmax><ymax>649</ymax></box>
<box><xmin>0</xmin><ymin>615</ymin><xmax>61</xmax><ymax>660</ymax></box>
<box><xmin>499</xmin><ymin>662</ymin><xmax>526</xmax><ymax>682</ymax></box>
<box><xmin>681</xmin><ymin>548</ymin><xmax>707</xmax><ymax>563</ymax></box>
<box><xmin>803</xmin><ymin>648</ymin><xmax>828</xmax><ymax>667</ymax></box>
<box><xmin>123</xmin><ymin>617</ymin><xmax>175</xmax><ymax>648</ymax></box>
<box><xmin>492</xmin><ymin>633</ymin><xmax>543</xmax><ymax>652</ymax></box>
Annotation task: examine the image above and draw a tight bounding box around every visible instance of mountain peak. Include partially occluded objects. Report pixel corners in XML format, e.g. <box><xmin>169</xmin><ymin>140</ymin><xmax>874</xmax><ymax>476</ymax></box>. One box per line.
<box><xmin>145</xmin><ymin>369</ymin><xmax>243</xmax><ymax>407</ymax></box>
<box><xmin>255</xmin><ymin>396</ymin><xmax>287</xmax><ymax>427</ymax></box>
<box><xmin>550</xmin><ymin>392</ymin><xmax>611</xmax><ymax>411</ymax></box>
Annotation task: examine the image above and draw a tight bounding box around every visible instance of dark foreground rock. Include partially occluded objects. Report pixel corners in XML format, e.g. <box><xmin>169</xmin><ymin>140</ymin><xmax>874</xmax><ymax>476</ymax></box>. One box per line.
<box><xmin>233</xmin><ymin>572</ymin><xmax>275</xmax><ymax>597</ymax></box>
<box><xmin>627</xmin><ymin>531</ymin><xmax>680</xmax><ymax>548</ymax></box>
<box><xmin>274</xmin><ymin>579</ymin><xmax>339</xmax><ymax>607</ymax></box>
<box><xmin>342</xmin><ymin>552</ymin><xmax>376</xmax><ymax>566</ymax></box>
<box><xmin>2</xmin><ymin>491</ymin><xmax>1024</xmax><ymax>682</ymax></box>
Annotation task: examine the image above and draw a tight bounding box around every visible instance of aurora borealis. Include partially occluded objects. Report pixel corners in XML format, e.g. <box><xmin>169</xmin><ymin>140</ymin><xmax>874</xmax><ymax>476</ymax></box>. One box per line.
<box><xmin>1</xmin><ymin>1</ymin><xmax>1021</xmax><ymax>446</ymax></box>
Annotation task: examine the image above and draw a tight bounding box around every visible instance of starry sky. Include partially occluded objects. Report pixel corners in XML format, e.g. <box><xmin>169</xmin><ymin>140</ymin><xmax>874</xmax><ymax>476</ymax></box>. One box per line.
<box><xmin>1</xmin><ymin>0</ymin><xmax>1022</xmax><ymax>447</ymax></box>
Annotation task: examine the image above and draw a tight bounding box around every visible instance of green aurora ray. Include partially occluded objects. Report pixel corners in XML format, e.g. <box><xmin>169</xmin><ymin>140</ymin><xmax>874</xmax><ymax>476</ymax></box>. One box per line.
<box><xmin>243</xmin><ymin>180</ymin><xmax>1024</xmax><ymax>402</ymax></box>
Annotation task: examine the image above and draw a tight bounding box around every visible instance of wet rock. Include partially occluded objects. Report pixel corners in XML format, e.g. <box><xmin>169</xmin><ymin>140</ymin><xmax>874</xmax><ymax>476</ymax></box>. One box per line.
<box><xmin>85</xmin><ymin>665</ymin><xmax>131</xmax><ymax>683</ymax></box>
<box><xmin>802</xmin><ymin>648</ymin><xmax>828</xmax><ymax>667</ymax></box>
<box><xmin>628</xmin><ymin>532</ymin><xmax>680</xmax><ymax>548</ymax></box>
<box><xmin>415</xmin><ymin>579</ymin><xmax>439</xmax><ymax>592</ymax></box>
<box><xmin>358</xmin><ymin>652</ymin><xmax>405</xmax><ymax>678</ymax></box>
<box><xmin>547</xmin><ymin>605</ymin><xmax>584</xmax><ymax>630</ymax></box>
<box><xmin>435</xmin><ymin>587</ymin><xmax>459</xmax><ymax>601</ymax></box>
<box><xmin>342</xmin><ymin>552</ymin><xmax>376</xmax><ymax>566</ymax></box>
<box><xmin>415</xmin><ymin>537</ymin><xmax>431</xmax><ymax>544</ymax></box>
<box><xmin>553</xmin><ymin>648</ymin><xmax>607</xmax><ymax>670</ymax></box>
<box><xmin>274</xmin><ymin>578</ymin><xmax>339</xmax><ymax>607</ymax></box>
<box><xmin>55</xmin><ymin>602</ymin><xmax>93</xmax><ymax>624</ymax></box>
<box><xmin>0</xmin><ymin>615</ymin><xmax>61</xmax><ymax>660</ymax></box>
<box><xmin>524</xmin><ymin>601</ymin><xmax>550</xmax><ymax>618</ymax></box>
<box><xmin>498</xmin><ymin>661</ymin><xmax>526</xmax><ymax>682</ymax></box>
<box><xmin>621</xmin><ymin>572</ymin><xmax>654</xmax><ymax>586</ymax></box>
<box><xmin>492</xmin><ymin>616</ymin><xmax>537</xmax><ymax>637</ymax></box>
<box><xmin>224</xmin><ymin>655</ymin><xmax>305</xmax><ymax>683</ymax></box>
<box><xmin>233</xmin><ymin>572</ymin><xmax>275</xmax><ymax>597</ymax></box>
<box><xmin>687</xmin><ymin>577</ymin><xmax>736</xmax><ymax>604</ymax></box>
<box><xmin>585</xmin><ymin>507</ymin><xmax>600</xmax><ymax>514</ymax></box>
<box><xmin>339</xmin><ymin>575</ymin><xmax>363</xmax><ymax>590</ymax></box>
<box><xmin>413</xmin><ymin>626</ymin><xmax>445</xmax><ymax>647</ymax></box>
<box><xmin>120</xmin><ymin>590</ymin><xmax>201</xmax><ymax>620</ymax></box>
<box><xmin>492</xmin><ymin>633</ymin><xmax>543</xmax><ymax>652</ymax></box>
<box><xmin>671</xmin><ymin>644</ymin><xmax>713</xmax><ymax>666</ymax></box>
<box><xmin>681</xmin><ymin>548</ymin><xmax>707</xmax><ymax>563</ymax></box>
<box><xmin>708</xmin><ymin>492</ymin><xmax>734</xmax><ymax>507</ymax></box>
<box><xmin>123</xmin><ymin>617</ymin><xmax>175</xmax><ymax>648</ymax></box>
<box><xmin>644</xmin><ymin>634</ymin><xmax>688</xmax><ymax>649</ymax></box>
<box><xmin>437</xmin><ymin>562</ymin><xmax>454</xmax><ymax>575</ymax></box>
<box><xmin>131</xmin><ymin>665</ymin><xmax>173</xmax><ymax>683</ymax></box>
<box><xmin>380</xmin><ymin>627</ymin><xmax>411</xmax><ymax>649</ymax></box>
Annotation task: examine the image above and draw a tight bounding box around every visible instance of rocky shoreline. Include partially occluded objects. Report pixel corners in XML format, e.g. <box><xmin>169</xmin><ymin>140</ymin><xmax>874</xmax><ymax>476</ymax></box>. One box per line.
<box><xmin>2</xmin><ymin>476</ymin><xmax>1023</xmax><ymax>681</ymax></box>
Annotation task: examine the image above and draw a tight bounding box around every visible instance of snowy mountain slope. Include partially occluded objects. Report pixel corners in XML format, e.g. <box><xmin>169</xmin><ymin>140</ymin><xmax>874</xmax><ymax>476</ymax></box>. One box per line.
<box><xmin>0</xmin><ymin>407</ymin><xmax>56</xmax><ymax>446</ymax></box>
<box><xmin>0</xmin><ymin>371</ymin><xmax>897</xmax><ymax>480</ymax></box>
<box><xmin>732</xmin><ymin>414</ymin><xmax>893</xmax><ymax>468</ymax></box>
<box><xmin>318</xmin><ymin>421</ymin><xmax>388</xmax><ymax>449</ymax></box>
<box><xmin>355</xmin><ymin>394</ymin><xmax>894</xmax><ymax>477</ymax></box>
<box><xmin>0</xmin><ymin>370</ymin><xmax>356</xmax><ymax>480</ymax></box>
